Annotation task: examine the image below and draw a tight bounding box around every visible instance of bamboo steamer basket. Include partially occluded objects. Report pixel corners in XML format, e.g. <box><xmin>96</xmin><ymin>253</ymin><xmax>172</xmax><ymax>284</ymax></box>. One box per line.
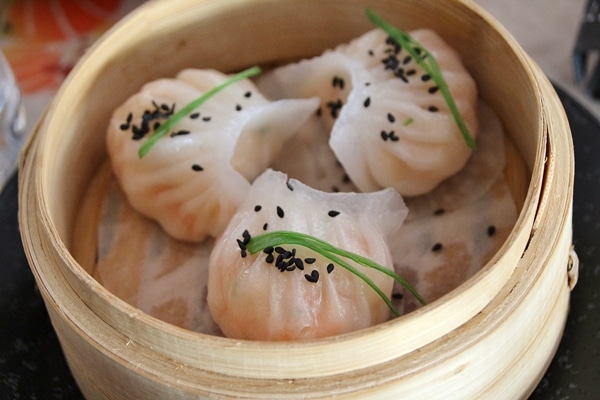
<box><xmin>18</xmin><ymin>0</ymin><xmax>577</xmax><ymax>398</ymax></box>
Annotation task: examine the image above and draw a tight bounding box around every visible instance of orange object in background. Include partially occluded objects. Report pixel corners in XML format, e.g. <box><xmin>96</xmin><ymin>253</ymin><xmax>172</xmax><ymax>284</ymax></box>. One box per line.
<box><xmin>5</xmin><ymin>0</ymin><xmax>121</xmax><ymax>42</ymax></box>
<box><xmin>0</xmin><ymin>0</ymin><xmax>140</xmax><ymax>94</ymax></box>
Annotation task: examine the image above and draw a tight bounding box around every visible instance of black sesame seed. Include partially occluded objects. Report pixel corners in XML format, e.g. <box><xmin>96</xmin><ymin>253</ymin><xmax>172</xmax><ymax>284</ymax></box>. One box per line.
<box><xmin>263</xmin><ymin>246</ymin><xmax>274</xmax><ymax>254</ymax></box>
<box><xmin>328</xmin><ymin>210</ymin><xmax>340</xmax><ymax>217</ymax></box>
<box><xmin>402</xmin><ymin>55</ymin><xmax>412</xmax><ymax>64</ymax></box>
<box><xmin>254</xmin><ymin>205</ymin><xmax>262</xmax><ymax>212</ymax></box>
<box><xmin>277</xmin><ymin>255</ymin><xmax>290</xmax><ymax>265</ymax></box>
<box><xmin>327</xmin><ymin>263</ymin><xmax>334</xmax><ymax>273</ymax></box>
<box><xmin>263</xmin><ymin>223</ymin><xmax>269</xmax><ymax>231</ymax></box>
<box><xmin>190</xmin><ymin>112</ymin><xmax>200</xmax><ymax>119</ymax></box>
<box><xmin>332</xmin><ymin>76</ymin><xmax>345</xmax><ymax>89</ymax></box>
<box><xmin>394</xmin><ymin>68</ymin><xmax>408</xmax><ymax>82</ymax></box>
<box><xmin>191</xmin><ymin>164</ymin><xmax>204</xmax><ymax>171</ymax></box>
<box><xmin>304</xmin><ymin>270</ymin><xmax>320</xmax><ymax>283</ymax></box>
<box><xmin>428</xmin><ymin>106</ymin><xmax>439</xmax><ymax>112</ymax></box>
<box><xmin>432</xmin><ymin>243</ymin><xmax>443</xmax><ymax>252</ymax></box>
<box><xmin>342</xmin><ymin>174</ymin><xmax>351</xmax><ymax>183</ymax></box>
<box><xmin>244</xmin><ymin>91</ymin><xmax>252</xmax><ymax>98</ymax></box>
<box><xmin>368</xmin><ymin>49</ymin><xmax>374</xmax><ymax>56</ymax></box>
<box><xmin>126</xmin><ymin>112</ymin><xmax>133</xmax><ymax>123</ymax></box>
<box><xmin>286</xmin><ymin>181</ymin><xmax>294</xmax><ymax>191</ymax></box>
<box><xmin>242</xmin><ymin>229</ymin><xmax>251</xmax><ymax>244</ymax></box>
<box><xmin>421</xmin><ymin>74</ymin><xmax>431</xmax><ymax>82</ymax></box>
<box><xmin>276</xmin><ymin>254</ymin><xmax>284</xmax><ymax>265</ymax></box>
<box><xmin>326</xmin><ymin>99</ymin><xmax>343</xmax><ymax>119</ymax></box>
<box><xmin>385</xmin><ymin>36</ymin><xmax>401</xmax><ymax>53</ymax></box>
<box><xmin>364</xmin><ymin>97</ymin><xmax>371</xmax><ymax>108</ymax></box>
<box><xmin>433</xmin><ymin>208</ymin><xmax>445</xmax><ymax>215</ymax></box>
<box><xmin>202</xmin><ymin>116</ymin><xmax>211</xmax><ymax>122</ymax></box>
<box><xmin>275</xmin><ymin>246</ymin><xmax>285</xmax><ymax>254</ymax></box>
<box><xmin>381</xmin><ymin>130</ymin><xmax>398</xmax><ymax>142</ymax></box>
<box><xmin>119</xmin><ymin>123</ymin><xmax>130</xmax><ymax>131</ymax></box>
<box><xmin>276</xmin><ymin>206</ymin><xmax>285</xmax><ymax>218</ymax></box>
<box><xmin>487</xmin><ymin>225</ymin><xmax>497</xmax><ymax>236</ymax></box>
<box><xmin>170</xmin><ymin>130</ymin><xmax>190</xmax><ymax>137</ymax></box>
<box><xmin>382</xmin><ymin>54</ymin><xmax>400</xmax><ymax>71</ymax></box>
<box><xmin>235</xmin><ymin>104</ymin><xmax>242</xmax><ymax>111</ymax></box>
<box><xmin>131</xmin><ymin>125</ymin><xmax>146</xmax><ymax>140</ymax></box>
<box><xmin>240</xmin><ymin>249</ymin><xmax>247</xmax><ymax>258</ymax></box>
<box><xmin>392</xmin><ymin>292</ymin><xmax>404</xmax><ymax>300</ymax></box>
<box><xmin>295</xmin><ymin>258</ymin><xmax>304</xmax><ymax>270</ymax></box>
<box><xmin>236</xmin><ymin>239</ymin><xmax>247</xmax><ymax>251</ymax></box>
<box><xmin>265</xmin><ymin>253</ymin><xmax>274</xmax><ymax>263</ymax></box>
<box><xmin>387</xmin><ymin>113</ymin><xmax>396</xmax><ymax>123</ymax></box>
<box><xmin>428</xmin><ymin>86</ymin><xmax>439</xmax><ymax>94</ymax></box>
<box><xmin>304</xmin><ymin>257</ymin><xmax>316</xmax><ymax>264</ymax></box>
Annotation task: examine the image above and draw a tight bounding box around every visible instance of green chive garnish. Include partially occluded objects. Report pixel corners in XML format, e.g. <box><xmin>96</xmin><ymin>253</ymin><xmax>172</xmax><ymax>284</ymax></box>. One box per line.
<box><xmin>366</xmin><ymin>8</ymin><xmax>476</xmax><ymax>149</ymax></box>
<box><xmin>403</xmin><ymin>117</ymin><xmax>414</xmax><ymax>126</ymax></box>
<box><xmin>138</xmin><ymin>65</ymin><xmax>262</xmax><ymax>158</ymax></box>
<box><xmin>246</xmin><ymin>230</ymin><xmax>426</xmax><ymax>318</ymax></box>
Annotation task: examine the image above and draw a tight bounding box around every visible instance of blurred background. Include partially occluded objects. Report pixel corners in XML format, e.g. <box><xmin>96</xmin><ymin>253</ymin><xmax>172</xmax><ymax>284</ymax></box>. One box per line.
<box><xmin>0</xmin><ymin>0</ymin><xmax>597</xmax><ymax>141</ymax></box>
<box><xmin>476</xmin><ymin>0</ymin><xmax>599</xmax><ymax>119</ymax></box>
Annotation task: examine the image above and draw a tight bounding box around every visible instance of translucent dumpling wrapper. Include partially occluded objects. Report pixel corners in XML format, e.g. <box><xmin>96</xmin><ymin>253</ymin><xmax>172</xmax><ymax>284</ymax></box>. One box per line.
<box><xmin>107</xmin><ymin>68</ymin><xmax>319</xmax><ymax>242</ymax></box>
<box><xmin>403</xmin><ymin>101</ymin><xmax>506</xmax><ymax>218</ymax></box>
<box><xmin>389</xmin><ymin>102</ymin><xmax>518</xmax><ymax>312</ymax></box>
<box><xmin>257</xmin><ymin>28</ymin><xmax>479</xmax><ymax>196</ymax></box>
<box><xmin>207</xmin><ymin>169</ymin><xmax>408</xmax><ymax>341</ymax></box>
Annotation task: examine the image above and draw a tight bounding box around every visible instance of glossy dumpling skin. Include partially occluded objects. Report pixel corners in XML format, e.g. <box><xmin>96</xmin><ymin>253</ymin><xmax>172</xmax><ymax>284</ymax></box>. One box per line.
<box><xmin>107</xmin><ymin>69</ymin><xmax>319</xmax><ymax>242</ymax></box>
<box><xmin>258</xmin><ymin>28</ymin><xmax>478</xmax><ymax>196</ymax></box>
<box><xmin>207</xmin><ymin>169</ymin><xmax>408</xmax><ymax>341</ymax></box>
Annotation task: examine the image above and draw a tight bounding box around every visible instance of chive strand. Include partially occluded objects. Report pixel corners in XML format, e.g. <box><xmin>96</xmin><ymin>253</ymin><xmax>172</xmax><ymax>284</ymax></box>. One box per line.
<box><xmin>138</xmin><ymin>65</ymin><xmax>262</xmax><ymax>158</ymax></box>
<box><xmin>366</xmin><ymin>8</ymin><xmax>476</xmax><ymax>149</ymax></box>
<box><xmin>246</xmin><ymin>230</ymin><xmax>426</xmax><ymax>315</ymax></box>
<box><xmin>322</xmin><ymin>252</ymin><xmax>401</xmax><ymax>317</ymax></box>
<box><xmin>322</xmin><ymin>242</ymin><xmax>427</xmax><ymax>306</ymax></box>
<box><xmin>250</xmin><ymin>231</ymin><xmax>402</xmax><ymax>314</ymax></box>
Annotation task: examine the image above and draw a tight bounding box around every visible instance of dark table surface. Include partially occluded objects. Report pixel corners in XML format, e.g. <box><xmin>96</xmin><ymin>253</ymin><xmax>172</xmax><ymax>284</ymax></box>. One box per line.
<box><xmin>1</xmin><ymin>86</ymin><xmax>598</xmax><ymax>399</ymax></box>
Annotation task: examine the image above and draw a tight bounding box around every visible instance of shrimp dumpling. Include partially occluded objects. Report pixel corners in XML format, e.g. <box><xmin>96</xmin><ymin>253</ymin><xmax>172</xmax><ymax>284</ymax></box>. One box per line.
<box><xmin>258</xmin><ymin>28</ymin><xmax>478</xmax><ymax>196</ymax></box>
<box><xmin>107</xmin><ymin>69</ymin><xmax>319</xmax><ymax>242</ymax></box>
<box><xmin>207</xmin><ymin>169</ymin><xmax>408</xmax><ymax>341</ymax></box>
